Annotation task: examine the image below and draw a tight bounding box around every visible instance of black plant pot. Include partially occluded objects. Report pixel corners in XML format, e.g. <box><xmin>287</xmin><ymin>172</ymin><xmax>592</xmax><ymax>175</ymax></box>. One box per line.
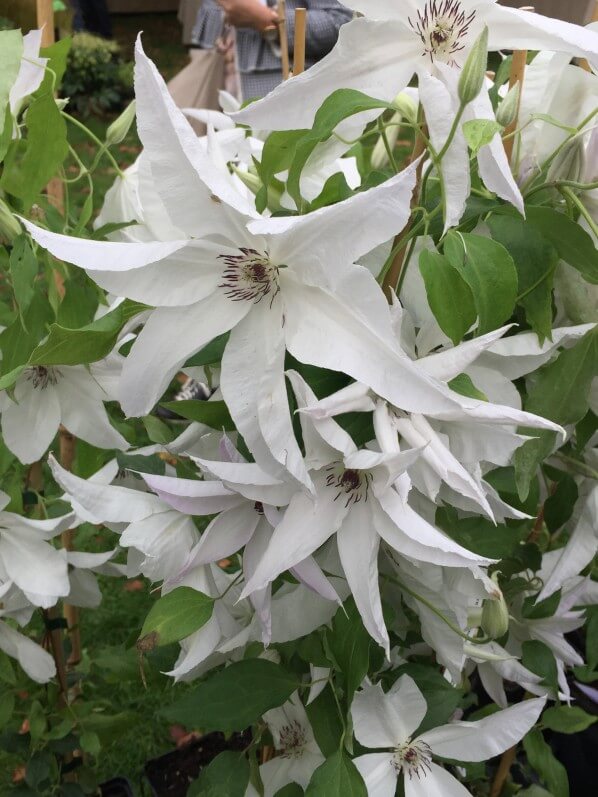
<box><xmin>100</xmin><ymin>777</ymin><xmax>134</xmax><ymax>797</ymax></box>
<box><xmin>144</xmin><ymin>731</ymin><xmax>251</xmax><ymax>797</ymax></box>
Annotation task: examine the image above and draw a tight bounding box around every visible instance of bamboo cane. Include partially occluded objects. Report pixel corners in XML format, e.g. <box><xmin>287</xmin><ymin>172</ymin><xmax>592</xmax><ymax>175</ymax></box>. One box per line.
<box><xmin>293</xmin><ymin>8</ymin><xmax>307</xmax><ymax>76</ymax></box>
<box><xmin>503</xmin><ymin>48</ymin><xmax>527</xmax><ymax>163</ymax></box>
<box><xmin>36</xmin><ymin>0</ymin><xmax>54</xmax><ymax>47</ymax></box>
<box><xmin>580</xmin><ymin>0</ymin><xmax>598</xmax><ymax>71</ymax></box>
<box><xmin>59</xmin><ymin>427</ymin><xmax>81</xmax><ymax>668</ymax></box>
<box><xmin>277</xmin><ymin>0</ymin><xmax>291</xmax><ymax>81</ymax></box>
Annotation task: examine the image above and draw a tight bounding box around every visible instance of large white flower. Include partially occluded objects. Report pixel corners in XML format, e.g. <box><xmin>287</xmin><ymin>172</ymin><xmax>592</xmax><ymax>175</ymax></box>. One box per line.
<box><xmin>351</xmin><ymin>675</ymin><xmax>545</xmax><ymax>797</ymax></box>
<box><xmin>0</xmin><ymin>490</ymin><xmax>72</xmax><ymax>608</ymax></box>
<box><xmin>235</xmin><ymin>1</ymin><xmax>598</xmax><ymax>226</ymax></box>
<box><xmin>0</xmin><ymin>361</ymin><xmax>128</xmax><ymax>464</ymax></box>
<box><xmin>240</xmin><ymin>372</ymin><xmax>494</xmax><ymax>655</ymax></box>
<box><xmin>23</xmin><ymin>39</ymin><xmax>474</xmax><ymax>489</ymax></box>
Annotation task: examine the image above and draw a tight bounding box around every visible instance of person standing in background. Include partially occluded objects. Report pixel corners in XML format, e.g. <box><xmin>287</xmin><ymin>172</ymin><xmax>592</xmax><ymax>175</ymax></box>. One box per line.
<box><xmin>192</xmin><ymin>0</ymin><xmax>352</xmax><ymax>100</ymax></box>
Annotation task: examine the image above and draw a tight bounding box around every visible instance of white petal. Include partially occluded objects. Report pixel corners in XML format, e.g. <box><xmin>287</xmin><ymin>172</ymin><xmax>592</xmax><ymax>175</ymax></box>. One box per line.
<box><xmin>120</xmin><ymin>291</ymin><xmax>249</xmax><ymax>417</ymax></box>
<box><xmin>353</xmin><ymin>753</ymin><xmax>397</xmax><ymax>797</ymax></box>
<box><xmin>49</xmin><ymin>455</ymin><xmax>165</xmax><ymax>523</ymax></box>
<box><xmin>140</xmin><ymin>473</ymin><xmax>243</xmax><ymax>515</ymax></box>
<box><xmin>0</xmin><ymin>621</ymin><xmax>56</xmax><ymax>684</ymax></box>
<box><xmin>181</xmin><ymin>504</ymin><xmax>259</xmax><ymax>570</ymax></box>
<box><xmin>233</xmin><ymin>19</ymin><xmax>418</xmax><ymax>131</ymax></box>
<box><xmin>291</xmin><ymin>556</ymin><xmax>342</xmax><ymax>604</ymax></box>
<box><xmin>418</xmin><ymin>69</ymin><xmax>470</xmax><ymax>230</ymax></box>
<box><xmin>0</xmin><ymin>530</ymin><xmax>69</xmax><ymax>601</ymax></box>
<box><xmin>417</xmin><ymin>326</ymin><xmax>513</xmax><ymax>382</ymax></box>
<box><xmin>221</xmin><ymin>299</ymin><xmax>311</xmax><ymax>488</ymax></box>
<box><xmin>120</xmin><ymin>511</ymin><xmax>198</xmax><ymax>580</ymax></box>
<box><xmin>353</xmin><ymin>675</ymin><xmax>427</xmax><ymax>749</ymax></box>
<box><xmin>192</xmin><ymin>458</ymin><xmax>296</xmax><ymax>507</ymax></box>
<box><xmin>405</xmin><ymin>762</ymin><xmax>472</xmax><ymax>797</ymax></box>
<box><xmin>252</xmin><ymin>160</ymin><xmax>419</xmax><ymax>280</ymax></box>
<box><xmin>239</xmin><ymin>475</ymin><xmax>349</xmax><ymax>598</ymax></box>
<box><xmin>418</xmin><ymin>697</ymin><xmax>546</xmax><ymax>762</ymax></box>
<box><xmin>259</xmin><ymin>752</ymin><xmax>323</xmax><ymax>795</ymax></box>
<box><xmin>1</xmin><ymin>379</ymin><xmax>60</xmax><ymax>464</ymax></box>
<box><xmin>167</xmin><ymin>614</ymin><xmax>222</xmax><ymax>680</ymax></box>
<box><xmin>338</xmin><ymin>502</ymin><xmax>389</xmax><ymax>654</ymax></box>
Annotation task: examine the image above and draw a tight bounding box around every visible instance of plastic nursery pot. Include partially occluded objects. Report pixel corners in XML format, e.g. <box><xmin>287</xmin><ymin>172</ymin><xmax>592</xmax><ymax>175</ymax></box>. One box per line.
<box><xmin>100</xmin><ymin>777</ymin><xmax>135</xmax><ymax>797</ymax></box>
<box><xmin>144</xmin><ymin>730</ymin><xmax>251</xmax><ymax>797</ymax></box>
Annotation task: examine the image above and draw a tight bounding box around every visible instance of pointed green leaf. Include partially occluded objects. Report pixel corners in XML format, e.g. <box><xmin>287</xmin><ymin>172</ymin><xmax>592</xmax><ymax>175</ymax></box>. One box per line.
<box><xmin>542</xmin><ymin>705</ymin><xmax>597</xmax><ymax>735</ymax></box>
<box><xmin>160</xmin><ymin>399</ymin><xmax>234</xmax><ymax>430</ymax></box>
<box><xmin>188</xmin><ymin>751</ymin><xmax>250</xmax><ymax>797</ymax></box>
<box><xmin>305</xmin><ymin>751</ymin><xmax>367</xmax><ymax>797</ymax></box>
<box><xmin>419</xmin><ymin>249</ymin><xmax>476</xmax><ymax>344</ymax></box>
<box><xmin>523</xmin><ymin>729</ymin><xmax>569</xmax><ymax>797</ymax></box>
<box><xmin>139</xmin><ymin>587</ymin><xmax>214</xmax><ymax>650</ymax></box>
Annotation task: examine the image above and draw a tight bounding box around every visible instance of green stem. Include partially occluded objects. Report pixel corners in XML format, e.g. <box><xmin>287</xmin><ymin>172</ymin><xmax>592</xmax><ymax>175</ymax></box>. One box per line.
<box><xmin>555</xmin><ymin>452</ymin><xmax>598</xmax><ymax>480</ymax></box>
<box><xmin>62</xmin><ymin>112</ymin><xmax>125</xmax><ymax>177</ymax></box>
<box><xmin>561</xmin><ymin>187</ymin><xmax>598</xmax><ymax>238</ymax></box>
<box><xmin>515</xmin><ymin>264</ymin><xmax>557</xmax><ymax>303</ymax></box>
<box><xmin>396</xmin><ymin>236</ymin><xmax>418</xmax><ymax>296</ymax></box>
<box><xmin>378</xmin><ymin>117</ymin><xmax>398</xmax><ymax>174</ymax></box>
<box><xmin>384</xmin><ymin>571</ymin><xmax>492</xmax><ymax>645</ymax></box>
<box><xmin>525</xmin><ymin>178</ymin><xmax>598</xmax><ymax>200</ymax></box>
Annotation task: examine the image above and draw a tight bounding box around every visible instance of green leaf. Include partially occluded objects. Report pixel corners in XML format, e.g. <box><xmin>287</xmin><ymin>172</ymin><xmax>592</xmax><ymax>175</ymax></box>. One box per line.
<box><xmin>488</xmin><ymin>215</ymin><xmax>558</xmax><ymax>342</ymax></box>
<box><xmin>160</xmin><ymin>399</ymin><xmax>234</xmax><ymax>430</ymax></box>
<box><xmin>525</xmin><ymin>206</ymin><xmax>598</xmax><ymax>285</ymax></box>
<box><xmin>444</xmin><ymin>232</ymin><xmax>518</xmax><ymax>335</ymax></box>
<box><xmin>138</xmin><ymin>587</ymin><xmax>214</xmax><ymax>650</ymax></box>
<box><xmin>1</xmin><ymin>90</ymin><xmax>69</xmax><ymax>210</ymax></box>
<box><xmin>286</xmin><ymin>89</ymin><xmax>392</xmax><ymax>207</ymax></box>
<box><xmin>521</xmin><ymin>640</ymin><xmax>558</xmax><ymax>692</ymax></box>
<box><xmin>514</xmin><ymin>327</ymin><xmax>598</xmax><ymax>500</ymax></box>
<box><xmin>462</xmin><ymin>119</ymin><xmax>503</xmax><ymax>155</ymax></box>
<box><xmin>28</xmin><ymin>299</ymin><xmax>147</xmax><ymax>366</ymax></box>
<box><xmin>185</xmin><ymin>333</ymin><xmax>230</xmax><ymax>367</ymax></box>
<box><xmin>9</xmin><ymin>234</ymin><xmax>38</xmax><ymax>324</ymax></box>
<box><xmin>0</xmin><ymin>30</ymin><xmax>23</xmax><ymax>135</ymax></box>
<box><xmin>0</xmin><ymin>290</ymin><xmax>54</xmax><ymax>377</ymax></box>
<box><xmin>543</xmin><ymin>475</ymin><xmax>578</xmax><ymax>533</ymax></box>
<box><xmin>39</xmin><ymin>37</ymin><xmax>72</xmax><ymax>90</ymax></box>
<box><xmin>522</xmin><ymin>590</ymin><xmax>561</xmax><ymax>621</ymax></box>
<box><xmin>256</xmin><ymin>130</ymin><xmax>308</xmax><ymax>213</ymax></box>
<box><xmin>523</xmin><ymin>729</ymin><xmax>569</xmax><ymax>797</ymax></box>
<box><xmin>436</xmin><ymin>508</ymin><xmax>523</xmax><ymax>559</ymax></box>
<box><xmin>0</xmin><ymin>691</ymin><xmax>15</xmax><ymax>729</ymax></box>
<box><xmin>305</xmin><ymin>751</ymin><xmax>367</xmax><ymax>797</ymax></box>
<box><xmin>188</xmin><ymin>751</ymin><xmax>250</xmax><ymax>797</ymax></box>
<box><xmin>393</xmin><ymin>663</ymin><xmax>462</xmax><ymax>734</ymax></box>
<box><xmin>142</xmin><ymin>415</ymin><xmax>175</xmax><ymax>445</ymax></box>
<box><xmin>325</xmin><ymin>599</ymin><xmax>370</xmax><ymax>705</ymax></box>
<box><xmin>542</xmin><ymin>705</ymin><xmax>597</xmax><ymax>735</ymax></box>
<box><xmin>586</xmin><ymin>606</ymin><xmax>598</xmax><ymax>670</ymax></box>
<box><xmin>305</xmin><ymin>686</ymin><xmax>344</xmax><ymax>758</ymax></box>
<box><xmin>419</xmin><ymin>249</ymin><xmax>476</xmax><ymax>345</ymax></box>
<box><xmin>0</xmin><ymin>650</ymin><xmax>16</xmax><ymax>685</ymax></box>
<box><xmin>448</xmin><ymin>373</ymin><xmax>487</xmax><ymax>402</ymax></box>
<box><xmin>25</xmin><ymin>751</ymin><xmax>53</xmax><ymax>789</ymax></box>
<box><xmin>116</xmin><ymin>451</ymin><xmax>165</xmax><ymax>476</ymax></box>
<box><xmin>79</xmin><ymin>730</ymin><xmax>101</xmax><ymax>756</ymax></box>
<box><xmin>275</xmin><ymin>786</ymin><xmax>304</xmax><ymax>797</ymax></box>
<box><xmin>309</xmin><ymin>172</ymin><xmax>354</xmax><ymax>211</ymax></box>
<box><xmin>163</xmin><ymin>660</ymin><xmax>298</xmax><ymax>733</ymax></box>
<box><xmin>56</xmin><ymin>268</ymin><xmax>101</xmax><ymax>329</ymax></box>
<box><xmin>28</xmin><ymin>700</ymin><xmax>46</xmax><ymax>741</ymax></box>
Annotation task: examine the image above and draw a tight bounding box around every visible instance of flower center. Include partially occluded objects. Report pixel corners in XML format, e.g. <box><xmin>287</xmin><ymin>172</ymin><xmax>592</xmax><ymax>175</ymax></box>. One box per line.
<box><xmin>25</xmin><ymin>366</ymin><xmax>60</xmax><ymax>390</ymax></box>
<box><xmin>409</xmin><ymin>0</ymin><xmax>476</xmax><ymax>63</ymax></box>
<box><xmin>393</xmin><ymin>739</ymin><xmax>433</xmax><ymax>779</ymax></box>
<box><xmin>325</xmin><ymin>465</ymin><xmax>371</xmax><ymax>508</ymax></box>
<box><xmin>278</xmin><ymin>720</ymin><xmax>308</xmax><ymax>759</ymax></box>
<box><xmin>218</xmin><ymin>248</ymin><xmax>280</xmax><ymax>305</ymax></box>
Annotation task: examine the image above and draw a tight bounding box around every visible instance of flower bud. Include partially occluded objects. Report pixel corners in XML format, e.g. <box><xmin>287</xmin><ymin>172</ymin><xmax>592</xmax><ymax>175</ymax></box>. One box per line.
<box><xmin>231</xmin><ymin>166</ymin><xmax>284</xmax><ymax>212</ymax></box>
<box><xmin>106</xmin><ymin>100</ymin><xmax>136</xmax><ymax>147</ymax></box>
<box><xmin>0</xmin><ymin>198</ymin><xmax>21</xmax><ymax>244</ymax></box>
<box><xmin>481</xmin><ymin>576</ymin><xmax>509</xmax><ymax>640</ymax></box>
<box><xmin>496</xmin><ymin>83</ymin><xmax>520</xmax><ymax>128</ymax></box>
<box><xmin>391</xmin><ymin>92</ymin><xmax>418</xmax><ymax>124</ymax></box>
<box><xmin>547</xmin><ymin>137</ymin><xmax>586</xmax><ymax>186</ymax></box>
<box><xmin>458</xmin><ymin>26</ymin><xmax>489</xmax><ymax>106</ymax></box>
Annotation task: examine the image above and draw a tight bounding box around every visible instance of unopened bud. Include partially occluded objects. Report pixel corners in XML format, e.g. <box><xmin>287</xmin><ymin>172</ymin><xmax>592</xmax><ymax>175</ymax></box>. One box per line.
<box><xmin>0</xmin><ymin>198</ymin><xmax>21</xmax><ymax>243</ymax></box>
<box><xmin>481</xmin><ymin>576</ymin><xmax>509</xmax><ymax>640</ymax></box>
<box><xmin>458</xmin><ymin>26</ymin><xmax>489</xmax><ymax>105</ymax></box>
<box><xmin>106</xmin><ymin>101</ymin><xmax>136</xmax><ymax>147</ymax></box>
<box><xmin>496</xmin><ymin>83</ymin><xmax>520</xmax><ymax>128</ymax></box>
<box><xmin>547</xmin><ymin>137</ymin><xmax>586</xmax><ymax>185</ymax></box>
<box><xmin>391</xmin><ymin>92</ymin><xmax>418</xmax><ymax>124</ymax></box>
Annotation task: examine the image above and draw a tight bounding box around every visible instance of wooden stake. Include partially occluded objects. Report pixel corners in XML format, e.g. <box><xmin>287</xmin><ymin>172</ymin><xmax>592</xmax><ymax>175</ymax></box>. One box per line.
<box><xmin>580</xmin><ymin>0</ymin><xmax>598</xmax><ymax>70</ymax></box>
<box><xmin>503</xmin><ymin>48</ymin><xmax>527</xmax><ymax>163</ymax></box>
<box><xmin>277</xmin><ymin>0</ymin><xmax>290</xmax><ymax>81</ymax></box>
<box><xmin>293</xmin><ymin>8</ymin><xmax>307</xmax><ymax>76</ymax></box>
<box><xmin>490</xmin><ymin>746</ymin><xmax>517</xmax><ymax>797</ymax></box>
<box><xmin>59</xmin><ymin>427</ymin><xmax>81</xmax><ymax>668</ymax></box>
<box><xmin>36</xmin><ymin>0</ymin><xmax>55</xmax><ymax>48</ymax></box>
<box><xmin>44</xmin><ymin>607</ymin><xmax>69</xmax><ymax>706</ymax></box>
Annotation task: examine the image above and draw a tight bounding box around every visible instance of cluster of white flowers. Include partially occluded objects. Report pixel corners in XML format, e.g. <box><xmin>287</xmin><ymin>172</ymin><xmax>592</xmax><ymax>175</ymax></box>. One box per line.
<box><xmin>1</xmin><ymin>2</ymin><xmax>598</xmax><ymax>794</ymax></box>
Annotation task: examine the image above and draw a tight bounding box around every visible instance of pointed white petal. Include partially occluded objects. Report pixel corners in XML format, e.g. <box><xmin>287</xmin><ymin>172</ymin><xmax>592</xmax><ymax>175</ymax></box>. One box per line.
<box><xmin>183</xmin><ymin>504</ymin><xmax>259</xmax><ymax>569</ymax></box>
<box><xmin>120</xmin><ymin>291</ymin><xmax>249</xmax><ymax>417</ymax></box>
<box><xmin>1</xmin><ymin>379</ymin><xmax>60</xmax><ymax>464</ymax></box>
<box><xmin>0</xmin><ymin>621</ymin><xmax>56</xmax><ymax>684</ymax></box>
<box><xmin>405</xmin><ymin>762</ymin><xmax>472</xmax><ymax>797</ymax></box>
<box><xmin>418</xmin><ymin>697</ymin><xmax>546</xmax><ymax>762</ymax></box>
<box><xmin>139</xmin><ymin>473</ymin><xmax>242</xmax><ymax>515</ymax></box>
<box><xmin>0</xmin><ymin>530</ymin><xmax>69</xmax><ymax>601</ymax></box>
<box><xmin>193</xmin><ymin>458</ymin><xmax>296</xmax><ymax>507</ymax></box>
<box><xmin>353</xmin><ymin>753</ymin><xmax>397</xmax><ymax>797</ymax></box>
<box><xmin>417</xmin><ymin>326</ymin><xmax>513</xmax><ymax>382</ymax></box>
<box><xmin>291</xmin><ymin>556</ymin><xmax>342</xmax><ymax>604</ymax></box>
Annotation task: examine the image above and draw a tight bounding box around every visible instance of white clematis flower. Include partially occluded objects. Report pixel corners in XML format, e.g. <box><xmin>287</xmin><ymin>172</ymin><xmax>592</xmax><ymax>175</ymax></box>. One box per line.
<box><xmin>9</xmin><ymin>30</ymin><xmax>47</xmax><ymax>121</ymax></box>
<box><xmin>245</xmin><ymin>693</ymin><xmax>324</xmax><ymax>797</ymax></box>
<box><xmin>0</xmin><ymin>361</ymin><xmax>129</xmax><ymax>464</ymax></box>
<box><xmin>351</xmin><ymin>675</ymin><xmax>545</xmax><ymax>797</ymax></box>
<box><xmin>234</xmin><ymin>1</ymin><xmax>598</xmax><ymax>226</ymax></box>
<box><xmin>240</xmin><ymin>372</ymin><xmax>494</xmax><ymax>656</ymax></box>
<box><xmin>22</xmin><ymin>38</ymin><xmax>475</xmax><ymax>490</ymax></box>
<box><xmin>0</xmin><ymin>490</ymin><xmax>73</xmax><ymax>608</ymax></box>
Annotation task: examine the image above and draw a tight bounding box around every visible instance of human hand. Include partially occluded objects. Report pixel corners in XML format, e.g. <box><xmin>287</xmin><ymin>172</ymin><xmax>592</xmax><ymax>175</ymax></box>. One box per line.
<box><xmin>218</xmin><ymin>0</ymin><xmax>279</xmax><ymax>32</ymax></box>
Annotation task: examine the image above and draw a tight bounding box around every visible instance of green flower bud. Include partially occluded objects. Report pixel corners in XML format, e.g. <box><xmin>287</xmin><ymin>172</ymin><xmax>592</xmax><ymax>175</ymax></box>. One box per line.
<box><xmin>481</xmin><ymin>576</ymin><xmax>509</xmax><ymax>640</ymax></box>
<box><xmin>106</xmin><ymin>100</ymin><xmax>136</xmax><ymax>147</ymax></box>
<box><xmin>547</xmin><ymin>137</ymin><xmax>586</xmax><ymax>186</ymax></box>
<box><xmin>496</xmin><ymin>83</ymin><xmax>521</xmax><ymax>128</ymax></box>
<box><xmin>458</xmin><ymin>26</ymin><xmax>489</xmax><ymax>106</ymax></box>
<box><xmin>231</xmin><ymin>166</ymin><xmax>284</xmax><ymax>213</ymax></box>
<box><xmin>0</xmin><ymin>198</ymin><xmax>21</xmax><ymax>244</ymax></box>
<box><xmin>391</xmin><ymin>92</ymin><xmax>418</xmax><ymax>124</ymax></box>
